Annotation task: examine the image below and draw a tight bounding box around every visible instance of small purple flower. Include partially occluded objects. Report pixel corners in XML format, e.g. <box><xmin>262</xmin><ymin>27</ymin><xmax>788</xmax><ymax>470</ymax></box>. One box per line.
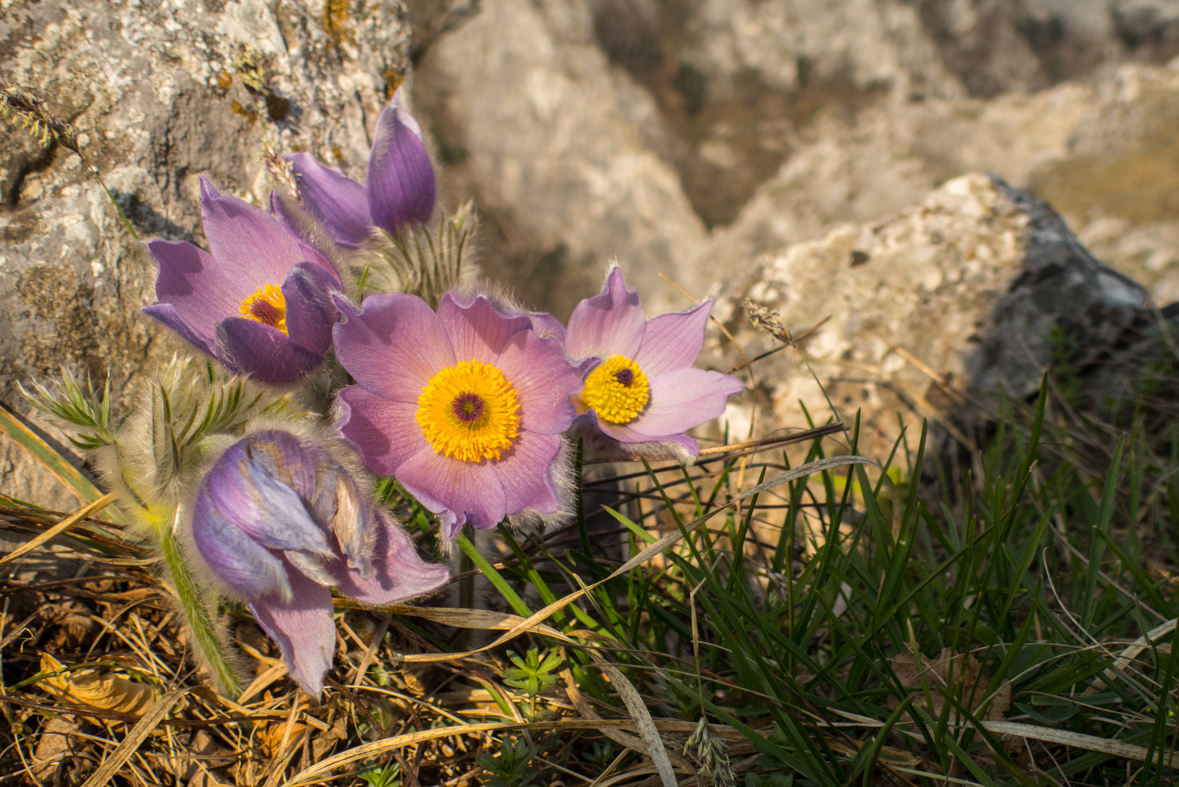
<box><xmin>285</xmin><ymin>90</ymin><xmax>435</xmax><ymax>246</ymax></box>
<box><xmin>565</xmin><ymin>267</ymin><xmax>744</xmax><ymax>455</ymax></box>
<box><xmin>191</xmin><ymin>430</ymin><xmax>449</xmax><ymax>695</ymax></box>
<box><xmin>143</xmin><ymin>178</ymin><xmax>343</xmax><ymax>386</ymax></box>
<box><xmin>334</xmin><ymin>293</ymin><xmax>583</xmax><ymax>540</ymax></box>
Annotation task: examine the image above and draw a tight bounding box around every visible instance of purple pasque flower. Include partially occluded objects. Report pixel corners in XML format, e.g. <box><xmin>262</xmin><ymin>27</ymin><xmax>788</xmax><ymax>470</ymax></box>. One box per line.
<box><xmin>334</xmin><ymin>292</ymin><xmax>583</xmax><ymax>541</ymax></box>
<box><xmin>191</xmin><ymin>429</ymin><xmax>449</xmax><ymax>695</ymax></box>
<box><xmin>565</xmin><ymin>266</ymin><xmax>744</xmax><ymax>455</ymax></box>
<box><xmin>285</xmin><ymin>90</ymin><xmax>435</xmax><ymax>246</ymax></box>
<box><xmin>143</xmin><ymin>178</ymin><xmax>343</xmax><ymax>386</ymax></box>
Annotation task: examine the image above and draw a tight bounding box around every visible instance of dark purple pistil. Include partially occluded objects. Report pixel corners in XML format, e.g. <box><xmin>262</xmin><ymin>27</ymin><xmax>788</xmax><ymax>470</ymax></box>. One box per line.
<box><xmin>250</xmin><ymin>300</ymin><xmax>284</xmax><ymax>328</ymax></box>
<box><xmin>614</xmin><ymin>368</ymin><xmax>634</xmax><ymax>387</ymax></box>
<box><xmin>452</xmin><ymin>392</ymin><xmax>486</xmax><ymax>423</ymax></box>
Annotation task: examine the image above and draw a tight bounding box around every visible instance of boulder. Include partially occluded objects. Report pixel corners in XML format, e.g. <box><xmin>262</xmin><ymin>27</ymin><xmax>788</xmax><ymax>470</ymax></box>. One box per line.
<box><xmin>0</xmin><ymin>0</ymin><xmax>412</xmax><ymax>509</ymax></box>
<box><xmin>709</xmin><ymin>174</ymin><xmax>1148</xmax><ymax>461</ymax></box>
<box><xmin>688</xmin><ymin>63</ymin><xmax>1179</xmax><ymax>307</ymax></box>
<box><xmin>411</xmin><ymin>0</ymin><xmax>707</xmax><ymax>318</ymax></box>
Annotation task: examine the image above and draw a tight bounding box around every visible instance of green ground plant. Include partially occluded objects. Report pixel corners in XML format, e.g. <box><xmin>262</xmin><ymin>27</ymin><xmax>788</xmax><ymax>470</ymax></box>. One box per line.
<box><xmin>2</xmin><ymin>371</ymin><xmax>1178</xmax><ymax>785</ymax></box>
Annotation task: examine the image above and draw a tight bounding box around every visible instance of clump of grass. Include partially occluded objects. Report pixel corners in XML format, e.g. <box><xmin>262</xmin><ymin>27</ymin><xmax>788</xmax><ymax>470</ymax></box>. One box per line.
<box><xmin>2</xmin><ymin>371</ymin><xmax>1178</xmax><ymax>785</ymax></box>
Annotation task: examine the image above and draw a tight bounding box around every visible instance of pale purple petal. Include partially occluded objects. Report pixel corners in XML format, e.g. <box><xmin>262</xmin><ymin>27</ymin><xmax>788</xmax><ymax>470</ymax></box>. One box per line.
<box><xmin>198</xmin><ymin>177</ymin><xmax>303</xmax><ymax>289</ymax></box>
<box><xmin>585</xmin><ymin>412</ymin><xmax>700</xmax><ymax>455</ymax></box>
<box><xmin>270</xmin><ymin>192</ymin><xmax>347</xmax><ymax>278</ymax></box>
<box><xmin>337</xmin><ymin>386</ymin><xmax>430</xmax><ymax>475</ymax></box>
<box><xmin>493</xmin><ymin>431</ymin><xmax>563</xmax><ymax>516</ymax></box>
<box><xmin>529</xmin><ymin>312</ymin><xmax>566</xmax><ymax>342</ymax></box>
<box><xmin>333</xmin><ymin>293</ymin><xmax>454</xmax><ymax>400</ymax></box>
<box><xmin>204</xmin><ymin>443</ymin><xmax>332</xmax><ymax>556</ymax></box>
<box><xmin>330</xmin><ymin>514</ymin><xmax>450</xmax><ymax>604</ymax></box>
<box><xmin>191</xmin><ymin>483</ymin><xmax>289</xmax><ymax>600</ymax></box>
<box><xmin>285</xmin><ymin>152</ymin><xmax>373</xmax><ymax>248</ymax></box>
<box><xmin>249</xmin><ymin>571</ymin><xmax>336</xmax><ymax>695</ymax></box>
<box><xmin>215</xmin><ymin>317</ymin><xmax>324</xmax><ymax>385</ymax></box>
<box><xmin>438</xmin><ymin>294</ymin><xmax>532</xmax><ymax>365</ymax></box>
<box><xmin>282</xmin><ymin>261</ymin><xmax>339</xmax><ymax>356</ymax></box>
<box><xmin>633</xmin><ymin>301</ymin><xmax>712</xmax><ymax>378</ymax></box>
<box><xmin>494</xmin><ymin>329</ymin><xmax>581</xmax><ymax>436</ymax></box>
<box><xmin>142</xmin><ymin>303</ymin><xmax>215</xmax><ymax>356</ymax></box>
<box><xmin>565</xmin><ymin>267</ymin><xmax>645</xmax><ymax>360</ymax></box>
<box><xmin>623</xmin><ymin>367</ymin><xmax>744</xmax><ymax>439</ymax></box>
<box><xmin>397</xmin><ymin>449</ymin><xmax>507</xmax><ymax>538</ymax></box>
<box><xmin>366</xmin><ymin>103</ymin><xmax>436</xmax><ymax>234</ymax></box>
<box><xmin>148</xmin><ymin>239</ymin><xmax>245</xmax><ymax>341</ymax></box>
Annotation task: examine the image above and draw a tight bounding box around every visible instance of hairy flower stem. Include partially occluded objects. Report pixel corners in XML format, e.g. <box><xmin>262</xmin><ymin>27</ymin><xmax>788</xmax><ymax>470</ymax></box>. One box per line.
<box><xmin>143</xmin><ymin>505</ymin><xmax>242</xmax><ymax>697</ymax></box>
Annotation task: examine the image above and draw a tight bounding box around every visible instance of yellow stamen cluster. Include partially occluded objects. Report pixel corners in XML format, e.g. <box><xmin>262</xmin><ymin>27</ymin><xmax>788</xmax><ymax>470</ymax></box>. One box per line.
<box><xmin>582</xmin><ymin>355</ymin><xmax>649</xmax><ymax>424</ymax></box>
<box><xmin>416</xmin><ymin>359</ymin><xmax>521</xmax><ymax>462</ymax></box>
<box><xmin>239</xmin><ymin>283</ymin><xmax>288</xmax><ymax>334</ymax></box>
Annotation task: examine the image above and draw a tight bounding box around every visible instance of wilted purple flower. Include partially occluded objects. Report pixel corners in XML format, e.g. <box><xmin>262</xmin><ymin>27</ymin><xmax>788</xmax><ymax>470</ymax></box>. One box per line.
<box><xmin>143</xmin><ymin>178</ymin><xmax>343</xmax><ymax>386</ymax></box>
<box><xmin>334</xmin><ymin>293</ymin><xmax>583</xmax><ymax>540</ymax></box>
<box><xmin>285</xmin><ymin>91</ymin><xmax>435</xmax><ymax>246</ymax></box>
<box><xmin>565</xmin><ymin>267</ymin><xmax>744</xmax><ymax>455</ymax></box>
<box><xmin>191</xmin><ymin>430</ymin><xmax>449</xmax><ymax>695</ymax></box>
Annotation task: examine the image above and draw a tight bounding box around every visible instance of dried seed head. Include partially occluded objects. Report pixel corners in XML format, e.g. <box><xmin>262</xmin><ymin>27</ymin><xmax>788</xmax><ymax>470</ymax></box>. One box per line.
<box><xmin>0</xmin><ymin>82</ymin><xmax>81</xmax><ymax>155</ymax></box>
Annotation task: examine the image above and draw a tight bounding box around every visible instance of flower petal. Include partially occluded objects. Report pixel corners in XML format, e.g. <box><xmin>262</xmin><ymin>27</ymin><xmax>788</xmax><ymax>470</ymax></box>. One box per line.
<box><xmin>270</xmin><ymin>191</ymin><xmax>348</xmax><ymax>278</ymax></box>
<box><xmin>215</xmin><ymin>317</ymin><xmax>324</xmax><ymax>385</ymax></box>
<box><xmin>285</xmin><ymin>152</ymin><xmax>373</xmax><ymax>248</ymax></box>
<box><xmin>337</xmin><ymin>386</ymin><xmax>430</xmax><ymax>476</ymax></box>
<box><xmin>565</xmin><ymin>267</ymin><xmax>645</xmax><ymax>360</ymax></box>
<box><xmin>282</xmin><ymin>261</ymin><xmax>340</xmax><ymax>356</ymax></box>
<box><xmin>366</xmin><ymin>102</ymin><xmax>436</xmax><ymax>234</ymax></box>
<box><xmin>633</xmin><ymin>300</ymin><xmax>712</xmax><ymax>378</ymax></box>
<box><xmin>623</xmin><ymin>367</ymin><xmax>744</xmax><ymax>439</ymax></box>
<box><xmin>333</xmin><ymin>292</ymin><xmax>454</xmax><ymax>400</ymax></box>
<box><xmin>438</xmin><ymin>293</ymin><xmax>532</xmax><ymax>365</ymax></box>
<box><xmin>142</xmin><ymin>303</ymin><xmax>216</xmax><ymax>357</ymax></box>
<box><xmin>396</xmin><ymin>449</ymin><xmax>508</xmax><ymax>539</ymax></box>
<box><xmin>494</xmin><ymin>329</ymin><xmax>581</xmax><ymax>435</ymax></box>
<box><xmin>148</xmin><ymin>239</ymin><xmax>244</xmax><ymax>341</ymax></box>
<box><xmin>198</xmin><ymin>177</ymin><xmax>303</xmax><ymax>290</ymax></box>
<box><xmin>204</xmin><ymin>443</ymin><xmax>332</xmax><ymax>557</ymax></box>
<box><xmin>529</xmin><ymin>311</ymin><xmax>567</xmax><ymax>342</ymax></box>
<box><xmin>249</xmin><ymin>571</ymin><xmax>336</xmax><ymax>696</ymax></box>
<box><xmin>493</xmin><ymin>431</ymin><xmax>564</xmax><ymax>516</ymax></box>
<box><xmin>584</xmin><ymin>411</ymin><xmax>700</xmax><ymax>456</ymax></box>
<box><xmin>330</xmin><ymin>513</ymin><xmax>450</xmax><ymax>604</ymax></box>
<box><xmin>191</xmin><ymin>482</ymin><xmax>289</xmax><ymax>600</ymax></box>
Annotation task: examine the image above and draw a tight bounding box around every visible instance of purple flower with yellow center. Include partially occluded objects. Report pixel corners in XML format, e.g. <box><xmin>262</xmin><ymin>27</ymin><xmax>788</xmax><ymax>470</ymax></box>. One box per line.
<box><xmin>565</xmin><ymin>267</ymin><xmax>744</xmax><ymax>455</ymax></box>
<box><xmin>285</xmin><ymin>90</ymin><xmax>435</xmax><ymax>246</ymax></box>
<box><xmin>143</xmin><ymin>178</ymin><xmax>343</xmax><ymax>386</ymax></box>
<box><xmin>334</xmin><ymin>293</ymin><xmax>583</xmax><ymax>540</ymax></box>
<box><xmin>192</xmin><ymin>430</ymin><xmax>449</xmax><ymax>695</ymax></box>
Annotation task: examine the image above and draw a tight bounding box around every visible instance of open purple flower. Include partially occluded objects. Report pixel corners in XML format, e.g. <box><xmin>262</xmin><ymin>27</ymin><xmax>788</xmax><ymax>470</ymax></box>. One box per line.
<box><xmin>565</xmin><ymin>267</ymin><xmax>744</xmax><ymax>456</ymax></box>
<box><xmin>285</xmin><ymin>90</ymin><xmax>435</xmax><ymax>246</ymax></box>
<box><xmin>334</xmin><ymin>293</ymin><xmax>583</xmax><ymax>540</ymax></box>
<box><xmin>191</xmin><ymin>429</ymin><xmax>449</xmax><ymax>695</ymax></box>
<box><xmin>143</xmin><ymin>178</ymin><xmax>343</xmax><ymax>386</ymax></box>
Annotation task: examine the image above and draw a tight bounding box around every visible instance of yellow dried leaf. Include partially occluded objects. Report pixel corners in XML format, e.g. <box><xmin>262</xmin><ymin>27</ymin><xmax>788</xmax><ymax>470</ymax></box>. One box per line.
<box><xmin>38</xmin><ymin>654</ymin><xmax>158</xmax><ymax>717</ymax></box>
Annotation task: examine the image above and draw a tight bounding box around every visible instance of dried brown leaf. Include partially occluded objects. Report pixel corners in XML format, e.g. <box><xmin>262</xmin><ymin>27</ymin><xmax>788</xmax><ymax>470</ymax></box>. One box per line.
<box><xmin>38</xmin><ymin>653</ymin><xmax>158</xmax><ymax>716</ymax></box>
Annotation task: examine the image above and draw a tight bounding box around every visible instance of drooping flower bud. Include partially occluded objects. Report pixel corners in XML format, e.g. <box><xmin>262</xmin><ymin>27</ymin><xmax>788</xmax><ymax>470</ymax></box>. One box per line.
<box><xmin>191</xmin><ymin>429</ymin><xmax>449</xmax><ymax>694</ymax></box>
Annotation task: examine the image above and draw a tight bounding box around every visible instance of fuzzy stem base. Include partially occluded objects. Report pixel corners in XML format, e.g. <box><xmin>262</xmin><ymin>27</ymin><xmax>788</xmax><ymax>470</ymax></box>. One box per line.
<box><xmin>158</xmin><ymin>523</ymin><xmax>242</xmax><ymax>697</ymax></box>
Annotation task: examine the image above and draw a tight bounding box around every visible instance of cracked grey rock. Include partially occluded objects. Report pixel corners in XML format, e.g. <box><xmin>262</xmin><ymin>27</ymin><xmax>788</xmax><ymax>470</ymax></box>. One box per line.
<box><xmin>0</xmin><ymin>0</ymin><xmax>412</xmax><ymax>508</ymax></box>
<box><xmin>709</xmin><ymin>174</ymin><xmax>1149</xmax><ymax>461</ymax></box>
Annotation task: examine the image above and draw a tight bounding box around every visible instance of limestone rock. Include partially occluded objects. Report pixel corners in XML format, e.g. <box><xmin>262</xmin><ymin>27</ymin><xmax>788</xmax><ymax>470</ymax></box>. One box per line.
<box><xmin>710</xmin><ymin>174</ymin><xmax>1148</xmax><ymax>461</ymax></box>
<box><xmin>690</xmin><ymin>64</ymin><xmax>1179</xmax><ymax>306</ymax></box>
<box><xmin>412</xmin><ymin>0</ymin><xmax>707</xmax><ymax>318</ymax></box>
<box><xmin>0</xmin><ymin>0</ymin><xmax>412</xmax><ymax>507</ymax></box>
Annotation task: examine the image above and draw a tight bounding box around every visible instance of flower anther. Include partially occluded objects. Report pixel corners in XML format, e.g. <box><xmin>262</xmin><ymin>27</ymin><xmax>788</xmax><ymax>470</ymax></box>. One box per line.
<box><xmin>582</xmin><ymin>355</ymin><xmax>649</xmax><ymax>424</ymax></box>
<box><xmin>239</xmin><ymin>283</ymin><xmax>288</xmax><ymax>334</ymax></box>
<box><xmin>415</xmin><ymin>358</ymin><xmax>521</xmax><ymax>462</ymax></box>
